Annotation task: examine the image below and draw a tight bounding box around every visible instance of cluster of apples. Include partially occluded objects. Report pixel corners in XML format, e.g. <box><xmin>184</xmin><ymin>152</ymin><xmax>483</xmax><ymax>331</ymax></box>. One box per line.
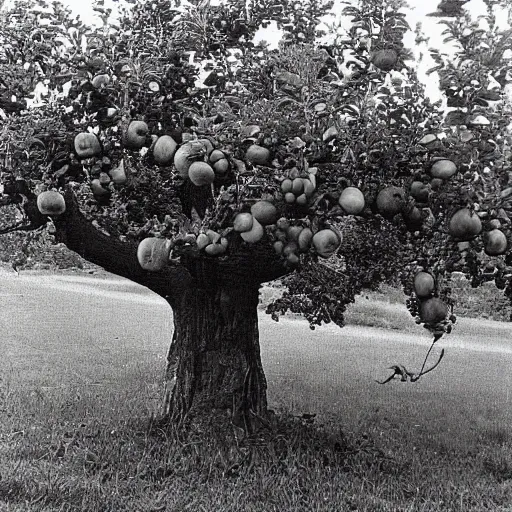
<box><xmin>270</xmin><ymin>219</ymin><xmax>340</xmax><ymax>268</ymax></box>
<box><xmin>174</xmin><ymin>139</ymin><xmax>230</xmax><ymax>186</ymax></box>
<box><xmin>73</xmin><ymin>131</ymin><xmax>127</xmax><ymax>199</ymax></box>
<box><xmin>409</xmin><ymin>156</ymin><xmax>458</xmax><ymax>205</ymax></box>
<box><xmin>232</xmin><ymin>200</ymin><xmax>342</xmax><ymax>266</ymax></box>
<box><xmin>280</xmin><ymin>170</ymin><xmax>317</xmax><ymax>206</ymax></box>
<box><xmin>412</xmin><ymin>271</ymin><xmax>450</xmax><ymax>328</ymax></box>
<box><xmin>195</xmin><ymin>230</ymin><xmax>229</xmax><ymax>255</ymax></box>
<box><xmin>447</xmin><ymin>207</ymin><xmax>508</xmax><ymax>256</ymax></box>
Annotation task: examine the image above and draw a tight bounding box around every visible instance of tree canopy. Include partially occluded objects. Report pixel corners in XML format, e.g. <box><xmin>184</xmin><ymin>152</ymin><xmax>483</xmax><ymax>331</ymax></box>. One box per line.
<box><xmin>1</xmin><ymin>0</ymin><xmax>512</xmax><ymax>387</ymax></box>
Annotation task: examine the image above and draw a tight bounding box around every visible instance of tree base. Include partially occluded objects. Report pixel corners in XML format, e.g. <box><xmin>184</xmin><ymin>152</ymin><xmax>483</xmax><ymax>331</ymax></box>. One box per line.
<box><xmin>162</xmin><ymin>284</ymin><xmax>268</xmax><ymax>433</ymax></box>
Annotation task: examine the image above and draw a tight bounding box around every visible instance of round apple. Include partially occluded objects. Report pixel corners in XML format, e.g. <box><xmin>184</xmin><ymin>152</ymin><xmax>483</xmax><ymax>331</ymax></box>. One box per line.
<box><xmin>339</xmin><ymin>187</ymin><xmax>365</xmax><ymax>215</ymax></box>
<box><xmin>291</xmin><ymin>178</ymin><xmax>304</xmax><ymax>196</ymax></box>
<box><xmin>153</xmin><ymin>135</ymin><xmax>178</xmax><ymax>166</ymax></box>
<box><xmin>37</xmin><ymin>191</ymin><xmax>66</xmax><ymax>216</ymax></box>
<box><xmin>213</xmin><ymin>158</ymin><xmax>229</xmax><ymax>175</ymax></box>
<box><xmin>74</xmin><ymin>132</ymin><xmax>102</xmax><ymax>159</ymax></box>
<box><xmin>241</xmin><ymin>217</ymin><xmax>264</xmax><ymax>243</ymax></box>
<box><xmin>233</xmin><ymin>212</ymin><xmax>254</xmax><ymax>233</ymax></box>
<box><xmin>174</xmin><ymin>141</ymin><xmax>207</xmax><ymax>178</ymax></box>
<box><xmin>431</xmin><ymin>159</ymin><xmax>457</xmax><ymax>180</ymax></box>
<box><xmin>251</xmin><ymin>201</ymin><xmax>278</xmax><ymax>225</ymax></box>
<box><xmin>448</xmin><ymin>208</ymin><xmax>482</xmax><ymax>241</ymax></box>
<box><xmin>413</xmin><ymin>271</ymin><xmax>435</xmax><ymax>299</ymax></box>
<box><xmin>281</xmin><ymin>179</ymin><xmax>293</xmax><ymax>194</ymax></box>
<box><xmin>312</xmin><ymin>229</ymin><xmax>341</xmax><ymax>258</ymax></box>
<box><xmin>420</xmin><ymin>297</ymin><xmax>448</xmax><ymax>325</ymax></box>
<box><xmin>137</xmin><ymin>237</ymin><xmax>172</xmax><ymax>272</ymax></box>
<box><xmin>298</xmin><ymin>227</ymin><xmax>313</xmax><ymax>252</ymax></box>
<box><xmin>209</xmin><ymin>149</ymin><xmax>226</xmax><ymax>163</ymax></box>
<box><xmin>372</xmin><ymin>49</ymin><xmax>398</xmax><ymax>71</ymax></box>
<box><xmin>246</xmin><ymin>144</ymin><xmax>270</xmax><ymax>165</ymax></box>
<box><xmin>484</xmin><ymin>229</ymin><xmax>508</xmax><ymax>256</ymax></box>
<box><xmin>410</xmin><ymin>181</ymin><xmax>429</xmax><ymax>203</ymax></box>
<box><xmin>188</xmin><ymin>161</ymin><xmax>215</xmax><ymax>186</ymax></box>
<box><xmin>123</xmin><ymin>120</ymin><xmax>150</xmax><ymax>150</ymax></box>
<box><xmin>376</xmin><ymin>186</ymin><xmax>405</xmax><ymax>218</ymax></box>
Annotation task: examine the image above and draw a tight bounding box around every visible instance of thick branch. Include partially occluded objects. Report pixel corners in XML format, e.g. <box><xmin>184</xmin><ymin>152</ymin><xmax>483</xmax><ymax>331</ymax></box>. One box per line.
<box><xmin>0</xmin><ymin>222</ymin><xmax>37</xmax><ymax>235</ymax></box>
<box><xmin>52</xmin><ymin>188</ymin><xmax>193</xmax><ymax>303</ymax></box>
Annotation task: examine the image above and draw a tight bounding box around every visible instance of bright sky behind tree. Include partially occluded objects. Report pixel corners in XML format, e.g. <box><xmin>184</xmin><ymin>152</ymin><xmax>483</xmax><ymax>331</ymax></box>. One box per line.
<box><xmin>8</xmin><ymin>0</ymin><xmax>508</xmax><ymax>100</ymax></box>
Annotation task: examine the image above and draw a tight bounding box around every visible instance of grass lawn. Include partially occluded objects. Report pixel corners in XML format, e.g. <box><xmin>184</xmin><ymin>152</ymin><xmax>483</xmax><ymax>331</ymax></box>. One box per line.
<box><xmin>1</xmin><ymin>270</ymin><xmax>512</xmax><ymax>511</ymax></box>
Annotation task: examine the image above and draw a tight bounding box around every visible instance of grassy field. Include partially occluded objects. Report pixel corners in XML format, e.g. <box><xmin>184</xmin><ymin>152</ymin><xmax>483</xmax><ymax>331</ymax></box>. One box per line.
<box><xmin>1</xmin><ymin>270</ymin><xmax>512</xmax><ymax>511</ymax></box>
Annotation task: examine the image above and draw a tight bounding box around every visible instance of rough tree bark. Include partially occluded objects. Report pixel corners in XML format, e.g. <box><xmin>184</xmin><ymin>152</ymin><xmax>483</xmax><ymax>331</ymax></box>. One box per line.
<box><xmin>45</xmin><ymin>188</ymin><xmax>286</xmax><ymax>429</ymax></box>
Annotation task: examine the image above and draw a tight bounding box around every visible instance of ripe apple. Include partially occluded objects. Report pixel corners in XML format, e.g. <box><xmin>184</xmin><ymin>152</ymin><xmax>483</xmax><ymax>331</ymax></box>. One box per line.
<box><xmin>153</xmin><ymin>135</ymin><xmax>178</xmax><ymax>165</ymax></box>
<box><xmin>303</xmin><ymin>179</ymin><xmax>316</xmax><ymax>198</ymax></box>
<box><xmin>291</xmin><ymin>178</ymin><xmax>304</xmax><ymax>196</ymax></box>
<box><xmin>410</xmin><ymin>181</ymin><xmax>429</xmax><ymax>203</ymax></box>
<box><xmin>246</xmin><ymin>144</ymin><xmax>270</xmax><ymax>165</ymax></box>
<box><xmin>286</xmin><ymin>252</ymin><xmax>300</xmax><ymax>268</ymax></box>
<box><xmin>174</xmin><ymin>141</ymin><xmax>206</xmax><ymax>178</ymax></box>
<box><xmin>205</xmin><ymin>242</ymin><xmax>227</xmax><ymax>256</ymax></box>
<box><xmin>137</xmin><ymin>237</ymin><xmax>172</xmax><ymax>271</ymax></box>
<box><xmin>413</xmin><ymin>272</ymin><xmax>435</xmax><ymax>299</ymax></box>
<box><xmin>213</xmin><ymin>158</ymin><xmax>229</xmax><ymax>175</ymax></box>
<box><xmin>74</xmin><ymin>132</ymin><xmax>102</xmax><ymax>159</ymax></box>
<box><xmin>339</xmin><ymin>187</ymin><xmax>365</xmax><ymax>215</ymax></box>
<box><xmin>284</xmin><ymin>192</ymin><xmax>296</xmax><ymax>204</ymax></box>
<box><xmin>196</xmin><ymin>233</ymin><xmax>210</xmax><ymax>251</ymax></box>
<box><xmin>312</xmin><ymin>229</ymin><xmax>341</xmax><ymax>258</ymax></box>
<box><xmin>298</xmin><ymin>227</ymin><xmax>313</xmax><ymax>252</ymax></box>
<box><xmin>209</xmin><ymin>149</ymin><xmax>226</xmax><ymax>163</ymax></box>
<box><xmin>277</xmin><ymin>218</ymin><xmax>290</xmax><ymax>231</ymax></box>
<box><xmin>376</xmin><ymin>186</ymin><xmax>405</xmax><ymax>218</ymax></box>
<box><xmin>420</xmin><ymin>297</ymin><xmax>448</xmax><ymax>325</ymax></box>
<box><xmin>286</xmin><ymin>225</ymin><xmax>303</xmax><ymax>242</ymax></box>
<box><xmin>372</xmin><ymin>49</ymin><xmax>398</xmax><ymax>71</ymax></box>
<box><xmin>296</xmin><ymin>194</ymin><xmax>308</xmax><ymax>206</ymax></box>
<box><xmin>241</xmin><ymin>217</ymin><xmax>264</xmax><ymax>243</ymax></box>
<box><xmin>448</xmin><ymin>208</ymin><xmax>482</xmax><ymax>241</ymax></box>
<box><xmin>92</xmin><ymin>74</ymin><xmax>110</xmax><ymax>89</ymax></box>
<box><xmin>233</xmin><ymin>212</ymin><xmax>254</xmax><ymax>233</ymax></box>
<box><xmin>251</xmin><ymin>201</ymin><xmax>278</xmax><ymax>225</ymax></box>
<box><xmin>188</xmin><ymin>162</ymin><xmax>215</xmax><ymax>186</ymax></box>
<box><xmin>281</xmin><ymin>179</ymin><xmax>293</xmax><ymax>194</ymax></box>
<box><xmin>123</xmin><ymin>120</ymin><xmax>150</xmax><ymax>150</ymax></box>
<box><xmin>37</xmin><ymin>191</ymin><xmax>66</xmax><ymax>216</ymax></box>
<box><xmin>431</xmin><ymin>159</ymin><xmax>457</xmax><ymax>180</ymax></box>
<box><xmin>283</xmin><ymin>241</ymin><xmax>299</xmax><ymax>256</ymax></box>
<box><xmin>274</xmin><ymin>241</ymin><xmax>284</xmax><ymax>255</ymax></box>
<box><xmin>430</xmin><ymin>178</ymin><xmax>443</xmax><ymax>191</ymax></box>
<box><xmin>484</xmin><ymin>229</ymin><xmax>508</xmax><ymax>256</ymax></box>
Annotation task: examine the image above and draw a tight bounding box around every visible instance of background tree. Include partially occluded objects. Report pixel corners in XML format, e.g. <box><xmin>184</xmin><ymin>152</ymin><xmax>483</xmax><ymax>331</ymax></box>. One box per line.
<box><xmin>0</xmin><ymin>0</ymin><xmax>511</xmax><ymax>430</ymax></box>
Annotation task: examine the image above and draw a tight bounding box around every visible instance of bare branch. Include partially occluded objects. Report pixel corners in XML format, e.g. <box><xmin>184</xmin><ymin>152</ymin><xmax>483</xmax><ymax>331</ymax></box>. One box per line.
<box><xmin>0</xmin><ymin>221</ymin><xmax>41</xmax><ymax>235</ymax></box>
<box><xmin>376</xmin><ymin>340</ymin><xmax>446</xmax><ymax>384</ymax></box>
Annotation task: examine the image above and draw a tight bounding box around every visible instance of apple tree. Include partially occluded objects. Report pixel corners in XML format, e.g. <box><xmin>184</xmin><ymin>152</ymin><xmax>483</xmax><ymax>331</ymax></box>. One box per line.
<box><xmin>1</xmin><ymin>0</ymin><xmax>511</xmax><ymax>430</ymax></box>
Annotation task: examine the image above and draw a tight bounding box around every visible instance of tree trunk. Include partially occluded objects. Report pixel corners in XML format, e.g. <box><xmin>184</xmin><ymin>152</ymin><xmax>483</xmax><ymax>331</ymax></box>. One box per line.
<box><xmin>163</xmin><ymin>284</ymin><xmax>268</xmax><ymax>431</ymax></box>
<box><xmin>26</xmin><ymin>188</ymin><xmax>283</xmax><ymax>430</ymax></box>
